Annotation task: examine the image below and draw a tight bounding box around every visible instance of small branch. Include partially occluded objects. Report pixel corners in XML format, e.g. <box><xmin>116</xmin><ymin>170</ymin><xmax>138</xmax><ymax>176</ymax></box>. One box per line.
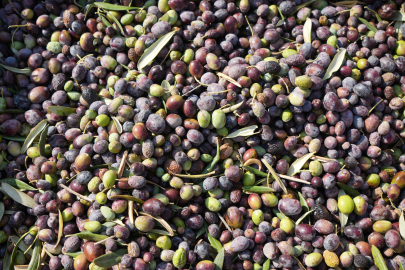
<box><xmin>128</xmin><ymin>201</ymin><xmax>134</xmax><ymax>225</ymax></box>
<box><xmin>217</xmin><ymin>213</ymin><xmax>233</xmax><ymax>234</ymax></box>
<box><xmin>117</xmin><ymin>150</ymin><xmax>128</xmax><ymax>178</ymax></box>
<box><xmin>171</xmin><ymin>171</ymin><xmax>216</xmax><ymax>178</ymax></box>
<box><xmin>59</xmin><ymin>184</ymin><xmax>94</xmax><ymax>203</ymax></box>
<box><xmin>94</xmin><ymin>235</ymin><xmax>116</xmax><ymax>245</ymax></box>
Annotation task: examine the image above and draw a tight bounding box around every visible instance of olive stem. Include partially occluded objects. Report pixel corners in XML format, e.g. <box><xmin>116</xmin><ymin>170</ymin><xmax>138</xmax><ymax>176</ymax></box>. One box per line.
<box><xmin>171</xmin><ymin>171</ymin><xmax>216</xmax><ymax>178</ymax></box>
<box><xmin>181</xmin><ymin>85</ymin><xmax>201</xmax><ymax>97</ymax></box>
<box><xmin>117</xmin><ymin>150</ymin><xmax>128</xmax><ymax>178</ymax></box>
<box><xmin>128</xmin><ymin>201</ymin><xmax>135</xmax><ymax>225</ymax></box>
<box><xmin>216</xmin><ymin>72</ymin><xmax>242</xmax><ymax>88</ymax></box>
<box><xmin>7</xmin><ymin>0</ymin><xmax>23</xmax><ymax>19</ymax></box>
<box><xmin>245</xmin><ymin>15</ymin><xmax>253</xmax><ymax>36</ymax></box>
<box><xmin>60</xmin><ymin>184</ymin><xmax>94</xmax><ymax>203</ymax></box>
<box><xmin>368</xmin><ymin>99</ymin><xmax>383</xmax><ymax>115</ymax></box>
<box><xmin>160</xmin><ymin>49</ymin><xmax>172</xmax><ymax>66</ymax></box>
<box><xmin>216</xmin><ymin>213</ymin><xmax>233</xmax><ymax>234</ymax></box>
<box><xmin>94</xmin><ymin>235</ymin><xmax>116</xmax><ymax>245</ymax></box>
<box><xmin>39</xmin><ymin>242</ymin><xmax>47</xmax><ymax>270</ymax></box>
<box><xmin>146</xmin><ymin>180</ymin><xmax>166</xmax><ymax>190</ymax></box>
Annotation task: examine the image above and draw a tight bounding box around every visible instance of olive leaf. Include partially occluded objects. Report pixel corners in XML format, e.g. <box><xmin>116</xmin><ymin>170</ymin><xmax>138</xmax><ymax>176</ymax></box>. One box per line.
<box><xmin>0</xmin><ymin>63</ymin><xmax>32</xmax><ymax>75</ymax></box>
<box><xmin>399</xmin><ymin>211</ymin><xmax>405</xmax><ymax>241</ymax></box>
<box><xmin>303</xmin><ymin>18</ymin><xmax>312</xmax><ymax>44</ymax></box>
<box><xmin>358</xmin><ymin>18</ymin><xmax>378</xmax><ymax>33</ymax></box>
<box><xmin>338</xmin><ymin>189</ymin><xmax>348</xmax><ymax>232</ymax></box>
<box><xmin>55</xmin><ymin>210</ymin><xmax>63</xmax><ymax>247</ymax></box>
<box><xmin>0</xmin><ymin>178</ymin><xmax>37</xmax><ymax>190</ymax></box>
<box><xmin>62</xmin><ymin>251</ymin><xmax>83</xmax><ymax>258</ymax></box>
<box><xmin>47</xmin><ymin>106</ymin><xmax>77</xmax><ymax>116</ymax></box>
<box><xmin>27</xmin><ymin>239</ymin><xmax>41</xmax><ymax>270</ymax></box>
<box><xmin>399</xmin><ymin>261</ymin><xmax>405</xmax><ymax>270</ymax></box>
<box><xmin>372</xmin><ymin>245</ymin><xmax>389</xmax><ymax>270</ymax></box>
<box><xmin>1</xmin><ymin>183</ymin><xmax>36</xmax><ymax>208</ymax></box>
<box><xmin>329</xmin><ymin>1</ymin><xmax>366</xmax><ymax>8</ymax></box>
<box><xmin>196</xmin><ymin>221</ymin><xmax>208</xmax><ymax>239</ymax></box>
<box><xmin>323</xmin><ymin>49</ymin><xmax>346</xmax><ymax>81</ymax></box>
<box><xmin>296</xmin><ymin>209</ymin><xmax>314</xmax><ymax>225</ymax></box>
<box><xmin>3</xmin><ymin>242</ymin><xmax>11</xmax><ymax>270</ymax></box>
<box><xmin>263</xmin><ymin>158</ymin><xmax>287</xmax><ymax>194</ymax></box>
<box><xmin>139</xmin><ymin>212</ymin><xmax>175</xmax><ymax>236</ymax></box>
<box><xmin>93</xmin><ymin>2</ymin><xmax>140</xmax><ymax>11</ymax></box>
<box><xmin>394</xmin><ymin>11</ymin><xmax>405</xmax><ymax>21</ymax></box>
<box><xmin>93</xmin><ymin>249</ymin><xmax>128</xmax><ymax>268</ymax></box>
<box><xmin>287</xmin><ymin>152</ymin><xmax>315</xmax><ymax>176</ymax></box>
<box><xmin>217</xmin><ymin>72</ymin><xmax>242</xmax><ymax>88</ymax></box>
<box><xmin>272</xmin><ymin>209</ymin><xmax>291</xmax><ymax>222</ymax></box>
<box><xmin>276</xmin><ymin>7</ymin><xmax>285</xmax><ymax>27</ymax></box>
<box><xmin>106</xmin><ymin>11</ymin><xmax>125</xmax><ymax>36</ymax></box>
<box><xmin>225</xmin><ymin>125</ymin><xmax>258</xmax><ymax>139</ymax></box>
<box><xmin>9</xmin><ymin>232</ymin><xmax>30</xmax><ymax>270</ymax></box>
<box><xmin>109</xmin><ymin>195</ymin><xmax>144</xmax><ymax>204</ymax></box>
<box><xmin>241</xmin><ymin>165</ymin><xmax>268</xmax><ymax>177</ymax></box>
<box><xmin>242</xmin><ymin>186</ymin><xmax>275</xmax><ymax>193</ymax></box>
<box><xmin>0</xmin><ymin>109</ymin><xmax>25</xmax><ymax>114</ymax></box>
<box><xmin>0</xmin><ymin>202</ymin><xmax>4</xmax><ymax>223</ymax></box>
<box><xmin>292</xmin><ymin>0</ymin><xmax>316</xmax><ymax>14</ymax></box>
<box><xmin>365</xmin><ymin>7</ymin><xmax>382</xmax><ymax>22</ymax></box>
<box><xmin>138</xmin><ymin>31</ymin><xmax>177</xmax><ymax>70</ymax></box>
<box><xmin>148</xmin><ymin>229</ymin><xmax>174</xmax><ymax>236</ymax></box>
<box><xmin>99</xmin><ymin>12</ymin><xmax>112</xmax><ymax>27</ymax></box>
<box><xmin>222</xmin><ymin>101</ymin><xmax>243</xmax><ymax>113</ymax></box>
<box><xmin>21</xmin><ymin>119</ymin><xmax>47</xmax><ymax>154</ymax></box>
<box><xmin>111</xmin><ymin>117</ymin><xmax>123</xmax><ymax>134</ymax></box>
<box><xmin>201</xmin><ymin>140</ymin><xmax>221</xmax><ymax>176</ymax></box>
<box><xmin>9</xmin><ymin>235</ymin><xmax>32</xmax><ymax>255</ymax></box>
<box><xmin>69</xmin><ymin>231</ymin><xmax>110</xmax><ymax>242</ymax></box>
<box><xmin>168</xmin><ymin>204</ymin><xmax>182</xmax><ymax>211</ymax></box>
<box><xmin>298</xmin><ymin>192</ymin><xmax>309</xmax><ymax>213</ymax></box>
<box><xmin>39</xmin><ymin>124</ymin><xmax>48</xmax><ymax>157</ymax></box>
<box><xmin>214</xmin><ymin>248</ymin><xmax>225</xmax><ymax>270</ymax></box>
<box><xmin>336</xmin><ymin>183</ymin><xmax>360</xmax><ymax>197</ymax></box>
<box><xmin>0</xmin><ymin>135</ymin><xmax>26</xmax><ymax>142</ymax></box>
<box><xmin>263</xmin><ymin>259</ymin><xmax>271</xmax><ymax>270</ymax></box>
<box><xmin>208</xmin><ymin>232</ymin><xmax>223</xmax><ymax>252</ymax></box>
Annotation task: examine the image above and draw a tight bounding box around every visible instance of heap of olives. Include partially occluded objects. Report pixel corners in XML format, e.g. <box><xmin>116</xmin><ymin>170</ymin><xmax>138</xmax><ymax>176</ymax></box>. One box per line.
<box><xmin>3</xmin><ymin>0</ymin><xmax>405</xmax><ymax>270</ymax></box>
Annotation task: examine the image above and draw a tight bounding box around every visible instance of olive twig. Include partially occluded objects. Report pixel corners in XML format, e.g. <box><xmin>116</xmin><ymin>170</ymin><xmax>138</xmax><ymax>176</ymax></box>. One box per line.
<box><xmin>216</xmin><ymin>213</ymin><xmax>233</xmax><ymax>233</ymax></box>
<box><xmin>60</xmin><ymin>184</ymin><xmax>94</xmax><ymax>203</ymax></box>
<box><xmin>94</xmin><ymin>235</ymin><xmax>116</xmax><ymax>245</ymax></box>
<box><xmin>117</xmin><ymin>150</ymin><xmax>128</xmax><ymax>178</ymax></box>
<box><xmin>128</xmin><ymin>201</ymin><xmax>135</xmax><ymax>225</ymax></box>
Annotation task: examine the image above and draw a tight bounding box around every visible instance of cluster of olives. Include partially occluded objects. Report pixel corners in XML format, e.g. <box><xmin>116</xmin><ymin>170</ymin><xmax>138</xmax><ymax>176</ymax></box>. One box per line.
<box><xmin>3</xmin><ymin>0</ymin><xmax>405</xmax><ymax>269</ymax></box>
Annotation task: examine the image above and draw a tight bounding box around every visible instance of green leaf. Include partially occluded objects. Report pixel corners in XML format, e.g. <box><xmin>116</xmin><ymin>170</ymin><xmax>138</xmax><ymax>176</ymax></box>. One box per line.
<box><xmin>3</xmin><ymin>244</ymin><xmax>11</xmax><ymax>270</ymax></box>
<box><xmin>9</xmin><ymin>232</ymin><xmax>30</xmax><ymax>270</ymax></box>
<box><xmin>9</xmin><ymin>235</ymin><xmax>32</xmax><ymax>255</ymax></box>
<box><xmin>208</xmin><ymin>233</ymin><xmax>223</xmax><ymax>252</ymax></box>
<box><xmin>262</xmin><ymin>158</ymin><xmax>286</xmax><ymax>194</ymax></box>
<box><xmin>298</xmin><ymin>192</ymin><xmax>309</xmax><ymax>213</ymax></box>
<box><xmin>365</xmin><ymin>7</ymin><xmax>382</xmax><ymax>22</ymax></box>
<box><xmin>99</xmin><ymin>13</ymin><xmax>112</xmax><ymax>27</ymax></box>
<box><xmin>196</xmin><ymin>221</ymin><xmax>208</xmax><ymax>239</ymax></box>
<box><xmin>0</xmin><ymin>135</ymin><xmax>26</xmax><ymax>142</ymax></box>
<box><xmin>39</xmin><ymin>124</ymin><xmax>48</xmax><ymax>156</ymax></box>
<box><xmin>109</xmin><ymin>195</ymin><xmax>144</xmax><ymax>204</ymax></box>
<box><xmin>21</xmin><ymin>119</ymin><xmax>47</xmax><ymax>154</ymax></box>
<box><xmin>225</xmin><ymin>125</ymin><xmax>258</xmax><ymax>139</ymax></box>
<box><xmin>287</xmin><ymin>152</ymin><xmax>315</xmax><ymax>176</ymax></box>
<box><xmin>47</xmin><ymin>106</ymin><xmax>77</xmax><ymax>116</ymax></box>
<box><xmin>358</xmin><ymin>17</ymin><xmax>378</xmax><ymax>33</ymax></box>
<box><xmin>112</xmin><ymin>116</ymin><xmax>123</xmax><ymax>134</ymax></box>
<box><xmin>1</xmin><ymin>183</ymin><xmax>36</xmax><ymax>208</ymax></box>
<box><xmin>272</xmin><ymin>209</ymin><xmax>292</xmax><ymax>222</ymax></box>
<box><xmin>394</xmin><ymin>11</ymin><xmax>405</xmax><ymax>21</ymax></box>
<box><xmin>161</xmin><ymin>80</ymin><xmax>171</xmax><ymax>89</ymax></box>
<box><xmin>214</xmin><ymin>248</ymin><xmax>225</xmax><ymax>270</ymax></box>
<box><xmin>106</xmin><ymin>12</ymin><xmax>125</xmax><ymax>36</ymax></box>
<box><xmin>94</xmin><ymin>2</ymin><xmax>140</xmax><ymax>11</ymax></box>
<box><xmin>292</xmin><ymin>0</ymin><xmax>316</xmax><ymax>14</ymax></box>
<box><xmin>296</xmin><ymin>209</ymin><xmax>314</xmax><ymax>225</ymax></box>
<box><xmin>399</xmin><ymin>261</ymin><xmax>405</xmax><ymax>270</ymax></box>
<box><xmin>93</xmin><ymin>249</ymin><xmax>128</xmax><ymax>268</ymax></box>
<box><xmin>0</xmin><ymin>178</ymin><xmax>37</xmax><ymax>190</ymax></box>
<box><xmin>303</xmin><ymin>18</ymin><xmax>312</xmax><ymax>44</ymax></box>
<box><xmin>399</xmin><ymin>211</ymin><xmax>405</xmax><ymax>241</ymax></box>
<box><xmin>137</xmin><ymin>31</ymin><xmax>177</xmax><ymax>70</ymax></box>
<box><xmin>0</xmin><ymin>63</ymin><xmax>32</xmax><ymax>75</ymax></box>
<box><xmin>0</xmin><ymin>202</ymin><xmax>3</xmax><ymax>222</ymax></box>
<box><xmin>148</xmin><ymin>229</ymin><xmax>174</xmax><ymax>236</ymax></box>
<box><xmin>0</xmin><ymin>109</ymin><xmax>25</xmax><ymax>114</ymax></box>
<box><xmin>241</xmin><ymin>165</ymin><xmax>268</xmax><ymax>177</ymax></box>
<box><xmin>242</xmin><ymin>186</ymin><xmax>275</xmax><ymax>193</ymax></box>
<box><xmin>110</xmin><ymin>166</ymin><xmax>133</xmax><ymax>177</ymax></box>
<box><xmin>63</xmin><ymin>251</ymin><xmax>84</xmax><ymax>259</ymax></box>
<box><xmin>27</xmin><ymin>239</ymin><xmax>41</xmax><ymax>270</ymax></box>
<box><xmin>338</xmin><ymin>189</ymin><xmax>348</xmax><ymax>232</ymax></box>
<box><xmin>69</xmin><ymin>231</ymin><xmax>110</xmax><ymax>242</ymax></box>
<box><xmin>336</xmin><ymin>183</ymin><xmax>361</xmax><ymax>197</ymax></box>
<box><xmin>323</xmin><ymin>49</ymin><xmax>346</xmax><ymax>81</ymax></box>
<box><xmin>371</xmin><ymin>245</ymin><xmax>389</xmax><ymax>270</ymax></box>
<box><xmin>168</xmin><ymin>204</ymin><xmax>182</xmax><ymax>211</ymax></box>
<box><xmin>263</xmin><ymin>259</ymin><xmax>271</xmax><ymax>270</ymax></box>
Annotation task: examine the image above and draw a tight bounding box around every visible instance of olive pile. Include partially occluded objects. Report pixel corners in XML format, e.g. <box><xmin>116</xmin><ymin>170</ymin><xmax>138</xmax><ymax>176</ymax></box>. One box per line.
<box><xmin>2</xmin><ymin>0</ymin><xmax>405</xmax><ymax>269</ymax></box>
